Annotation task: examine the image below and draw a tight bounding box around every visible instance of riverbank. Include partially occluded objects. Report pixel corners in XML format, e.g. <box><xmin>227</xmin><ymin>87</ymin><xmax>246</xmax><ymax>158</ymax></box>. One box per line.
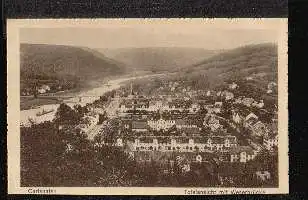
<box><xmin>20</xmin><ymin>73</ymin><xmax>170</xmax><ymax>126</ymax></box>
<box><xmin>20</xmin><ymin>71</ymin><xmax>160</xmax><ymax>110</ymax></box>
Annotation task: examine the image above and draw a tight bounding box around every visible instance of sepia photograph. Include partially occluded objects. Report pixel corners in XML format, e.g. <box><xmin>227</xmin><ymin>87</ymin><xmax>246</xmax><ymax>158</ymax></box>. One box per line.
<box><xmin>7</xmin><ymin>19</ymin><xmax>288</xmax><ymax>195</ymax></box>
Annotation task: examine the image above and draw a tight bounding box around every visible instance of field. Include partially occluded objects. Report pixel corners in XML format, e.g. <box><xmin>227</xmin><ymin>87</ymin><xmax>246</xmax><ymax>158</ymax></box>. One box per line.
<box><xmin>20</xmin><ymin>97</ymin><xmax>62</xmax><ymax>110</ymax></box>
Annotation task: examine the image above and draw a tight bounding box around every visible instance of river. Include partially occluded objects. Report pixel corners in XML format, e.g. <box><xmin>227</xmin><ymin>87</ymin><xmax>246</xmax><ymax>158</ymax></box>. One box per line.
<box><xmin>20</xmin><ymin>73</ymin><xmax>169</xmax><ymax>126</ymax></box>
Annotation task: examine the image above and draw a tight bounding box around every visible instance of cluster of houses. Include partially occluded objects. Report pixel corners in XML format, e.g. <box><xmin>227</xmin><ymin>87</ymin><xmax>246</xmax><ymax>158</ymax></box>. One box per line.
<box><xmin>121</xmin><ymin>118</ymin><xmax>201</xmax><ymax>135</ymax></box>
<box><xmin>37</xmin><ymin>84</ymin><xmax>51</xmax><ymax>94</ymax></box>
<box><xmin>94</xmin><ymin>80</ymin><xmax>279</xmax><ymax>183</ymax></box>
<box><xmin>21</xmin><ymin>84</ymin><xmax>51</xmax><ymax>95</ymax></box>
<box><xmin>263</xmin><ymin>119</ymin><xmax>278</xmax><ymax>151</ymax></box>
<box><xmin>244</xmin><ymin>113</ymin><xmax>269</xmax><ymax>137</ymax></box>
<box><xmin>231</xmin><ymin>110</ymin><xmax>278</xmax><ymax>151</ymax></box>
<box><xmin>21</xmin><ymin>88</ymin><xmax>33</xmax><ymax>96</ymax></box>
<box><xmin>234</xmin><ymin>97</ymin><xmax>264</xmax><ymax>108</ymax></box>
<box><xmin>203</xmin><ymin>114</ymin><xmax>225</xmax><ymax>132</ymax></box>
<box><xmin>159</xmin><ymin>81</ymin><xmax>206</xmax><ymax>98</ymax></box>
<box><xmin>130</xmin><ymin>136</ymin><xmax>237</xmax><ymax>153</ymax></box>
<box><xmin>236</xmin><ymin>112</ymin><xmax>278</xmax><ymax>151</ymax></box>
<box><xmin>123</xmin><ymin>135</ymin><xmax>258</xmax><ymax>166</ymax></box>
<box><xmin>129</xmin><ymin>118</ymin><xmax>200</xmax><ymax>132</ymax></box>
<box><xmin>118</xmin><ymin>98</ymin><xmax>200</xmax><ymax>114</ymax></box>
<box><xmin>116</xmin><ymin>94</ymin><xmax>278</xmax><ymax>152</ymax></box>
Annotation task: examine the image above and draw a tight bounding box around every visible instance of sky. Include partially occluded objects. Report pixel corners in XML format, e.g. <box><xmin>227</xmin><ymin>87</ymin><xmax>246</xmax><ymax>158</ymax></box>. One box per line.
<box><xmin>20</xmin><ymin>19</ymin><xmax>280</xmax><ymax>50</ymax></box>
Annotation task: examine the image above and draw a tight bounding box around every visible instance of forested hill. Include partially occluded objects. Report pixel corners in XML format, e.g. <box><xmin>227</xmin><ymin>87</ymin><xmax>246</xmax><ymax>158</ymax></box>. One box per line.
<box><xmin>173</xmin><ymin>43</ymin><xmax>278</xmax><ymax>90</ymax></box>
<box><xmin>20</xmin><ymin>44</ymin><xmax>127</xmax><ymax>92</ymax></box>
<box><xmin>98</xmin><ymin>47</ymin><xmax>221</xmax><ymax>73</ymax></box>
<box><xmin>127</xmin><ymin>43</ymin><xmax>278</xmax><ymax>102</ymax></box>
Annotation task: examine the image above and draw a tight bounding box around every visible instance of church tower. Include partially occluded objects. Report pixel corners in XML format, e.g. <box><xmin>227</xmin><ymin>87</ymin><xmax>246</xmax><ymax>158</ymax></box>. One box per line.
<box><xmin>130</xmin><ymin>82</ymin><xmax>133</xmax><ymax>95</ymax></box>
<box><xmin>128</xmin><ymin>82</ymin><xmax>134</xmax><ymax>98</ymax></box>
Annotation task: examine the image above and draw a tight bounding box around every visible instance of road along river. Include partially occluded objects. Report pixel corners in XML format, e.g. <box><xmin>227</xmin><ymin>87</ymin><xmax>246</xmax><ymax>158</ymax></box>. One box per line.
<box><xmin>20</xmin><ymin>73</ymin><xmax>169</xmax><ymax>127</ymax></box>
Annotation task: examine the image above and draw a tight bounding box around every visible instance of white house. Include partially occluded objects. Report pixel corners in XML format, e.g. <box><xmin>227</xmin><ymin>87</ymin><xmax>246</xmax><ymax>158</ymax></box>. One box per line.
<box><xmin>189</xmin><ymin>103</ymin><xmax>200</xmax><ymax>113</ymax></box>
<box><xmin>147</xmin><ymin>118</ymin><xmax>175</xmax><ymax>131</ymax></box>
<box><xmin>229</xmin><ymin>82</ymin><xmax>238</xmax><ymax>90</ymax></box>
<box><xmin>119</xmin><ymin>101</ymin><xmax>133</xmax><ymax>112</ymax></box>
<box><xmin>215</xmin><ymin>102</ymin><xmax>223</xmax><ymax>107</ymax></box>
<box><xmin>242</xmin><ymin>98</ymin><xmax>255</xmax><ymax>107</ymax></box>
<box><xmin>37</xmin><ymin>85</ymin><xmax>51</xmax><ymax>94</ymax></box>
<box><xmin>222</xmin><ymin>91</ymin><xmax>234</xmax><ymax>100</ymax></box>
<box><xmin>132</xmin><ymin>136</ymin><xmax>237</xmax><ymax>153</ymax></box>
<box><xmin>263</xmin><ymin>134</ymin><xmax>278</xmax><ymax>151</ymax></box>
<box><xmin>232</xmin><ymin>113</ymin><xmax>242</xmax><ymax>124</ymax></box>
<box><xmin>206</xmin><ymin>102</ymin><xmax>222</xmax><ymax>114</ymax></box>
<box><xmin>182</xmin><ymin>163</ymin><xmax>191</xmax><ymax>172</ymax></box>
<box><xmin>65</xmin><ymin>143</ymin><xmax>74</xmax><ymax>153</ymax></box>
<box><xmin>252</xmin><ymin>100</ymin><xmax>264</xmax><ymax>108</ymax></box>
<box><xmin>38</xmin><ymin>88</ymin><xmax>46</xmax><ymax>94</ymax></box>
<box><xmin>203</xmin><ymin>115</ymin><xmax>223</xmax><ymax>132</ymax></box>
<box><xmin>230</xmin><ymin>146</ymin><xmax>256</xmax><ymax>163</ymax></box>
<box><xmin>268</xmin><ymin>82</ymin><xmax>277</xmax><ymax>90</ymax></box>
<box><xmin>255</xmin><ymin>171</ymin><xmax>271</xmax><ymax>181</ymax></box>
<box><xmin>267</xmin><ymin>89</ymin><xmax>273</xmax><ymax>94</ymax></box>
<box><xmin>116</xmin><ymin>138</ymin><xmax>123</xmax><ymax>147</ymax></box>
<box><xmin>195</xmin><ymin>136</ymin><xmax>237</xmax><ymax>152</ymax></box>
<box><xmin>257</xmin><ymin>100</ymin><xmax>264</xmax><ymax>108</ymax></box>
<box><xmin>244</xmin><ymin>113</ymin><xmax>269</xmax><ymax>137</ymax></box>
<box><xmin>41</xmin><ymin>84</ymin><xmax>51</xmax><ymax>91</ymax></box>
<box><xmin>234</xmin><ymin>97</ymin><xmax>242</xmax><ymax>104</ymax></box>
<box><xmin>246</xmin><ymin>76</ymin><xmax>253</xmax><ymax>80</ymax></box>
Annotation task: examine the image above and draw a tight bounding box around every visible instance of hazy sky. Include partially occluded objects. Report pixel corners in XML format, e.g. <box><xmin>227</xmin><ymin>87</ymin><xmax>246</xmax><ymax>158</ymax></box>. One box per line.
<box><xmin>20</xmin><ymin>20</ymin><xmax>279</xmax><ymax>50</ymax></box>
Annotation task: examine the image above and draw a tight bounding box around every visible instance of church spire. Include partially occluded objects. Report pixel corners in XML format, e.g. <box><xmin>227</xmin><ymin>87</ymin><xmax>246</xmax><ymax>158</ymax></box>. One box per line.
<box><xmin>130</xmin><ymin>82</ymin><xmax>133</xmax><ymax>95</ymax></box>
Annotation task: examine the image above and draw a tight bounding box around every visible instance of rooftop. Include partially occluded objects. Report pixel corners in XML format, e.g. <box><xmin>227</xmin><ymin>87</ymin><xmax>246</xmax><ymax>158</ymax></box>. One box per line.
<box><xmin>230</xmin><ymin>146</ymin><xmax>254</xmax><ymax>154</ymax></box>
<box><xmin>139</xmin><ymin>137</ymin><xmax>154</xmax><ymax>143</ymax></box>
<box><xmin>132</xmin><ymin>121</ymin><xmax>148</xmax><ymax>129</ymax></box>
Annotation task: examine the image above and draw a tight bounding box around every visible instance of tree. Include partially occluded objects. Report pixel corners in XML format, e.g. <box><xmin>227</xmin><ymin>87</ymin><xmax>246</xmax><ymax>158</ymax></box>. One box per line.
<box><xmin>21</xmin><ymin>114</ymin><xmax>146</xmax><ymax>187</ymax></box>
<box><xmin>21</xmin><ymin>121</ymin><xmax>68</xmax><ymax>186</ymax></box>
<box><xmin>54</xmin><ymin>103</ymin><xmax>81</xmax><ymax>125</ymax></box>
<box><xmin>98</xmin><ymin>112</ymin><xmax>107</xmax><ymax>124</ymax></box>
<box><xmin>100</xmin><ymin>95</ymin><xmax>108</xmax><ymax>102</ymax></box>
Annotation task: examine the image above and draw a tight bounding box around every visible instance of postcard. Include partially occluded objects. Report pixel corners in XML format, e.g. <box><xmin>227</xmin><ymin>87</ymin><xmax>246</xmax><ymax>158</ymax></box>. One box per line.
<box><xmin>7</xmin><ymin>18</ymin><xmax>288</xmax><ymax>195</ymax></box>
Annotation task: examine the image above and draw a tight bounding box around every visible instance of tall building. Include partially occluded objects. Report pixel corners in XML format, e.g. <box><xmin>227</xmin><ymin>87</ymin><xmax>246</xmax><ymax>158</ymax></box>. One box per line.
<box><xmin>128</xmin><ymin>82</ymin><xmax>134</xmax><ymax>98</ymax></box>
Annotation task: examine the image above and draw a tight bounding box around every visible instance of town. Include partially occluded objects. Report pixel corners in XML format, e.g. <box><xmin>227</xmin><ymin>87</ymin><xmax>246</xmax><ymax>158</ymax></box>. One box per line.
<box><xmin>53</xmin><ymin>78</ymin><xmax>279</xmax><ymax>187</ymax></box>
<box><xmin>15</xmin><ymin>21</ymin><xmax>286</xmax><ymax>190</ymax></box>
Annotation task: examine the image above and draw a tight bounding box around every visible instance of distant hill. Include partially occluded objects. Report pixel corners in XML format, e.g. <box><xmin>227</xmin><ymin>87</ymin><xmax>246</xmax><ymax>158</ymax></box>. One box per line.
<box><xmin>175</xmin><ymin>43</ymin><xmax>278</xmax><ymax>89</ymax></box>
<box><xmin>79</xmin><ymin>46</ymin><xmax>127</xmax><ymax>71</ymax></box>
<box><xmin>20</xmin><ymin>44</ymin><xmax>127</xmax><ymax>92</ymax></box>
<box><xmin>129</xmin><ymin>43</ymin><xmax>278</xmax><ymax>102</ymax></box>
<box><xmin>98</xmin><ymin>47</ymin><xmax>221</xmax><ymax>73</ymax></box>
<box><xmin>20</xmin><ymin>44</ymin><xmax>127</xmax><ymax>81</ymax></box>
